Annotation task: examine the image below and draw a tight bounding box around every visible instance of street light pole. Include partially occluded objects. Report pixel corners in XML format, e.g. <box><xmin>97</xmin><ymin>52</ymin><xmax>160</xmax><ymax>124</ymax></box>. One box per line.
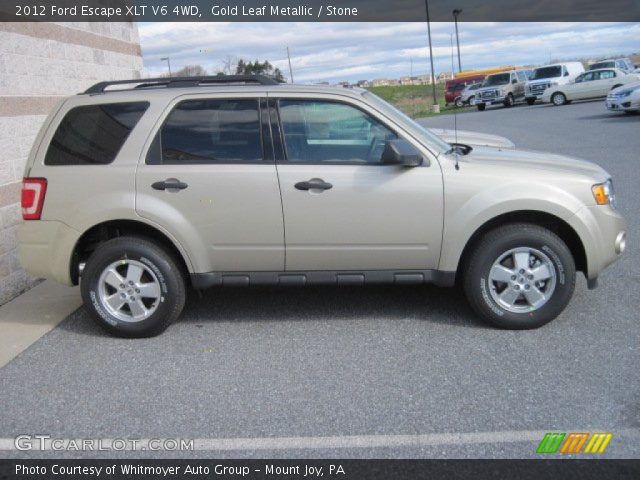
<box><xmin>453</xmin><ymin>9</ymin><xmax>462</xmax><ymax>73</ymax></box>
<box><xmin>160</xmin><ymin>56</ymin><xmax>172</xmax><ymax>77</ymax></box>
<box><xmin>424</xmin><ymin>0</ymin><xmax>438</xmax><ymax>112</ymax></box>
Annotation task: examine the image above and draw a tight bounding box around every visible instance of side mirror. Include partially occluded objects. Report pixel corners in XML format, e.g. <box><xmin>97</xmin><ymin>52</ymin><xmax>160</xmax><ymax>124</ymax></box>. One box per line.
<box><xmin>381</xmin><ymin>139</ymin><xmax>424</xmax><ymax>167</ymax></box>
<box><xmin>564</xmin><ymin>71</ymin><xmax>569</xmax><ymax>76</ymax></box>
<box><xmin>512</xmin><ymin>78</ymin><xmax>517</xmax><ymax>84</ymax></box>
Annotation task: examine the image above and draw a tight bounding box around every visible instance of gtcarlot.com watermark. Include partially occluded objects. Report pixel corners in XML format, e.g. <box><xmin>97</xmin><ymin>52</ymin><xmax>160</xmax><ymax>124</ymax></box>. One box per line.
<box><xmin>13</xmin><ymin>435</ymin><xmax>194</xmax><ymax>451</ymax></box>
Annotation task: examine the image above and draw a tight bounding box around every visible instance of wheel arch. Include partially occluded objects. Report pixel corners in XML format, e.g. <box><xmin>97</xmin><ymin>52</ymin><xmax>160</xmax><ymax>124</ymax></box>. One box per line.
<box><xmin>454</xmin><ymin>210</ymin><xmax>587</xmax><ymax>284</ymax></box>
<box><xmin>71</xmin><ymin>219</ymin><xmax>192</xmax><ymax>286</ymax></box>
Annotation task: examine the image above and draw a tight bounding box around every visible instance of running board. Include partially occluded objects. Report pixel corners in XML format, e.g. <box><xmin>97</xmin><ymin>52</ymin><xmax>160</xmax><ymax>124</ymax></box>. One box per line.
<box><xmin>191</xmin><ymin>270</ymin><xmax>456</xmax><ymax>290</ymax></box>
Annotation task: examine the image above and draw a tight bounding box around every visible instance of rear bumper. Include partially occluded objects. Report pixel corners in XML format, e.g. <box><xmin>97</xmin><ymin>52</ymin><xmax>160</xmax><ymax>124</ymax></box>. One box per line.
<box><xmin>17</xmin><ymin>220</ymin><xmax>80</xmax><ymax>286</ymax></box>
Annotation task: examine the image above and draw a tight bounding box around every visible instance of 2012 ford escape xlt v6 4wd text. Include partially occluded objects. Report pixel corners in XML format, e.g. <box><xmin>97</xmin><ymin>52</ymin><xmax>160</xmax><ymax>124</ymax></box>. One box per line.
<box><xmin>18</xmin><ymin>76</ymin><xmax>627</xmax><ymax>337</ymax></box>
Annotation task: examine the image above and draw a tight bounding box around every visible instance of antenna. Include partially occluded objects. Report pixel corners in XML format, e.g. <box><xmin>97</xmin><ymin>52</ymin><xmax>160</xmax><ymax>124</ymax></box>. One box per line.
<box><xmin>286</xmin><ymin>46</ymin><xmax>295</xmax><ymax>83</ymax></box>
<box><xmin>450</xmin><ymin>33</ymin><xmax>459</xmax><ymax>170</ymax></box>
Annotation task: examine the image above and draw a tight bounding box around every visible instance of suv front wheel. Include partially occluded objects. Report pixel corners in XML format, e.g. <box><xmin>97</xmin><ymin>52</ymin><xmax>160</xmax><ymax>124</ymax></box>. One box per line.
<box><xmin>463</xmin><ymin>224</ymin><xmax>576</xmax><ymax>329</ymax></box>
<box><xmin>80</xmin><ymin>236</ymin><xmax>186</xmax><ymax>337</ymax></box>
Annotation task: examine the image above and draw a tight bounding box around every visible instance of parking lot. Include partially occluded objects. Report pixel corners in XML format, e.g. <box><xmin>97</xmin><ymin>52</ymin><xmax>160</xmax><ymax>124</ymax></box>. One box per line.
<box><xmin>0</xmin><ymin>99</ymin><xmax>638</xmax><ymax>459</ymax></box>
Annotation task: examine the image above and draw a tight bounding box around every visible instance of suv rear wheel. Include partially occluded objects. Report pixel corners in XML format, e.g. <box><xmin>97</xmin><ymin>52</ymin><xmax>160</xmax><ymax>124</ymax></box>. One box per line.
<box><xmin>80</xmin><ymin>236</ymin><xmax>186</xmax><ymax>337</ymax></box>
<box><xmin>476</xmin><ymin>103</ymin><xmax>486</xmax><ymax>111</ymax></box>
<box><xmin>463</xmin><ymin>224</ymin><xmax>576</xmax><ymax>329</ymax></box>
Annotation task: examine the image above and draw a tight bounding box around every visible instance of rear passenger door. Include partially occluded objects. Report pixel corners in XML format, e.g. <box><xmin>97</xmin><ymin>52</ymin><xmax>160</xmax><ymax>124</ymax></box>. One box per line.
<box><xmin>136</xmin><ymin>95</ymin><xmax>285</xmax><ymax>273</ymax></box>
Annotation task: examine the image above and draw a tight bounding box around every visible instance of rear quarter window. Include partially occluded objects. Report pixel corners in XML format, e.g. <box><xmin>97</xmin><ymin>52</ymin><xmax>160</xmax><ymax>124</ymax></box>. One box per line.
<box><xmin>44</xmin><ymin>102</ymin><xmax>149</xmax><ymax>166</ymax></box>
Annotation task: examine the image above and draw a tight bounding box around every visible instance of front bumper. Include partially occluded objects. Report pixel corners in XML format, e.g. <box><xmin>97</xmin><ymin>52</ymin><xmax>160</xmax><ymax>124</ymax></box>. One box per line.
<box><xmin>606</xmin><ymin>96</ymin><xmax>640</xmax><ymax>112</ymax></box>
<box><xmin>567</xmin><ymin>205</ymin><xmax>627</xmax><ymax>281</ymax></box>
<box><xmin>17</xmin><ymin>220</ymin><xmax>81</xmax><ymax>286</ymax></box>
<box><xmin>476</xmin><ymin>95</ymin><xmax>507</xmax><ymax>105</ymax></box>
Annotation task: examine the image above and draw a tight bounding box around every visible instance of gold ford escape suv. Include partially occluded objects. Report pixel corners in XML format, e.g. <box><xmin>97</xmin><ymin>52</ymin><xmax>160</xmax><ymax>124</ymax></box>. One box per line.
<box><xmin>17</xmin><ymin>75</ymin><xmax>627</xmax><ymax>337</ymax></box>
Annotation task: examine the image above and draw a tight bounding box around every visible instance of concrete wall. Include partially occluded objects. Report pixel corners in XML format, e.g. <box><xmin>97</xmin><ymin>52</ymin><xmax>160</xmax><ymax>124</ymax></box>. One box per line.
<box><xmin>0</xmin><ymin>22</ymin><xmax>143</xmax><ymax>305</ymax></box>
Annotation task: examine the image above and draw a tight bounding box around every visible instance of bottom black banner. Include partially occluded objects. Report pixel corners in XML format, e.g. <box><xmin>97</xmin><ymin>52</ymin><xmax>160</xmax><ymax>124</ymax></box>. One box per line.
<box><xmin>1</xmin><ymin>460</ymin><xmax>639</xmax><ymax>480</ymax></box>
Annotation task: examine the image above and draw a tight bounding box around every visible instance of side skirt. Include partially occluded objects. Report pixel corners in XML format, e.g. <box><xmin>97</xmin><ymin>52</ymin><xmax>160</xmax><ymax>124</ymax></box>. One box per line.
<box><xmin>191</xmin><ymin>270</ymin><xmax>456</xmax><ymax>289</ymax></box>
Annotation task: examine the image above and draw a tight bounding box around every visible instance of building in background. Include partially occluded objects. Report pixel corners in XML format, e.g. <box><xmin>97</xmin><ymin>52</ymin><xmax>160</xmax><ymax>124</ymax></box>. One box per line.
<box><xmin>0</xmin><ymin>22</ymin><xmax>143</xmax><ymax>305</ymax></box>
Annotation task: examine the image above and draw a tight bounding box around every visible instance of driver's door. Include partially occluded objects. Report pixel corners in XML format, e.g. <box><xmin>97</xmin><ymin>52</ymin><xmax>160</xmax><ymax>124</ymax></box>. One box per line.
<box><xmin>271</xmin><ymin>96</ymin><xmax>444</xmax><ymax>271</ymax></box>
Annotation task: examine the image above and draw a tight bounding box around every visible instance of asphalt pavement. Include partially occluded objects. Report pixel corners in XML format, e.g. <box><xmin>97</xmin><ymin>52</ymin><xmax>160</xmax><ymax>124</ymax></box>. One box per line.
<box><xmin>0</xmin><ymin>99</ymin><xmax>638</xmax><ymax>459</ymax></box>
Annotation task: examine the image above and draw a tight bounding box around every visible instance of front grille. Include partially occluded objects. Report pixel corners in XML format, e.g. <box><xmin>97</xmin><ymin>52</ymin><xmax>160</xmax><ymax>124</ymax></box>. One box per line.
<box><xmin>480</xmin><ymin>90</ymin><xmax>498</xmax><ymax>101</ymax></box>
<box><xmin>529</xmin><ymin>83</ymin><xmax>549</xmax><ymax>95</ymax></box>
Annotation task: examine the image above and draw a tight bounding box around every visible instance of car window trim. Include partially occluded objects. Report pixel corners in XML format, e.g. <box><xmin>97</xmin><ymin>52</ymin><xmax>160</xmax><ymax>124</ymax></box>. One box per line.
<box><xmin>272</xmin><ymin>97</ymin><xmax>401</xmax><ymax>166</ymax></box>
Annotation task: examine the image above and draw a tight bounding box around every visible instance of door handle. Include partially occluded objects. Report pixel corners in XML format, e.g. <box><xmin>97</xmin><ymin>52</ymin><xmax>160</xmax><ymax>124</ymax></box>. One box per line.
<box><xmin>152</xmin><ymin>179</ymin><xmax>188</xmax><ymax>191</ymax></box>
<box><xmin>295</xmin><ymin>179</ymin><xmax>333</xmax><ymax>191</ymax></box>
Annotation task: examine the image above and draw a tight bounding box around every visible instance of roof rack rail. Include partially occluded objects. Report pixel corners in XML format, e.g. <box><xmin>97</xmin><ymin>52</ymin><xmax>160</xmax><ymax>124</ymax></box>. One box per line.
<box><xmin>83</xmin><ymin>75</ymin><xmax>280</xmax><ymax>94</ymax></box>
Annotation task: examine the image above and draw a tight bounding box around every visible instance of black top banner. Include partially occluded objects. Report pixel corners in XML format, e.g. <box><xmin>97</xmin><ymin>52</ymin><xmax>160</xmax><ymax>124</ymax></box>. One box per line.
<box><xmin>1</xmin><ymin>0</ymin><xmax>639</xmax><ymax>22</ymax></box>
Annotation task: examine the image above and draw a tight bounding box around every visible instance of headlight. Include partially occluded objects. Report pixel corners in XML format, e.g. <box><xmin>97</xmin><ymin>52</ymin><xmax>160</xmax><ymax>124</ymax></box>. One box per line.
<box><xmin>617</xmin><ymin>90</ymin><xmax>632</xmax><ymax>97</ymax></box>
<box><xmin>592</xmin><ymin>179</ymin><xmax>617</xmax><ymax>208</ymax></box>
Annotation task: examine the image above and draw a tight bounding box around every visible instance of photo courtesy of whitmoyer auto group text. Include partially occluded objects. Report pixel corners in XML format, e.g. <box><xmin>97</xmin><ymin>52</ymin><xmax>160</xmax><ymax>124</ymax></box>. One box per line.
<box><xmin>0</xmin><ymin>0</ymin><xmax>638</xmax><ymax>478</ymax></box>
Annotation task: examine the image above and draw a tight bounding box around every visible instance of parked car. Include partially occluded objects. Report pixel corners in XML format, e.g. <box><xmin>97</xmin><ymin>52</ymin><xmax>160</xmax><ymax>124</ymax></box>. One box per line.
<box><xmin>525</xmin><ymin>62</ymin><xmax>584</xmax><ymax>105</ymax></box>
<box><xmin>455</xmin><ymin>83</ymin><xmax>482</xmax><ymax>107</ymax></box>
<box><xmin>589</xmin><ymin>58</ymin><xmax>635</xmax><ymax>73</ymax></box>
<box><xmin>444</xmin><ymin>75</ymin><xmax>485</xmax><ymax>105</ymax></box>
<box><xmin>474</xmin><ymin>70</ymin><xmax>532</xmax><ymax>110</ymax></box>
<box><xmin>606</xmin><ymin>81</ymin><xmax>640</xmax><ymax>113</ymax></box>
<box><xmin>18</xmin><ymin>75</ymin><xmax>626</xmax><ymax>336</ymax></box>
<box><xmin>541</xmin><ymin>68</ymin><xmax>639</xmax><ymax>105</ymax></box>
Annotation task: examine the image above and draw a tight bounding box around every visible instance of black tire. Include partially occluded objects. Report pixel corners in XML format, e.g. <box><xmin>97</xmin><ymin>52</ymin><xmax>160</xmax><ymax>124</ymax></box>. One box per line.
<box><xmin>476</xmin><ymin>103</ymin><xmax>486</xmax><ymax>111</ymax></box>
<box><xmin>504</xmin><ymin>94</ymin><xmax>514</xmax><ymax>107</ymax></box>
<box><xmin>463</xmin><ymin>224</ymin><xmax>576</xmax><ymax>330</ymax></box>
<box><xmin>80</xmin><ymin>236</ymin><xmax>186</xmax><ymax>337</ymax></box>
<box><xmin>551</xmin><ymin>92</ymin><xmax>566</xmax><ymax>106</ymax></box>
<box><xmin>455</xmin><ymin>97</ymin><xmax>464</xmax><ymax>108</ymax></box>
<box><xmin>526</xmin><ymin>98</ymin><xmax>536</xmax><ymax>106</ymax></box>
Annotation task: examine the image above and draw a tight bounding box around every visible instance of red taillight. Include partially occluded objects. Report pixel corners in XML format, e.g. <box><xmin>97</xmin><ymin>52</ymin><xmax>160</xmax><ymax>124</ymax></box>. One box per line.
<box><xmin>21</xmin><ymin>178</ymin><xmax>47</xmax><ymax>220</ymax></box>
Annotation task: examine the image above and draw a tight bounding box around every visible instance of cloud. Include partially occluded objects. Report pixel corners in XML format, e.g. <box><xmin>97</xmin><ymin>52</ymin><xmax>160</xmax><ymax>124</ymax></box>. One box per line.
<box><xmin>138</xmin><ymin>22</ymin><xmax>639</xmax><ymax>82</ymax></box>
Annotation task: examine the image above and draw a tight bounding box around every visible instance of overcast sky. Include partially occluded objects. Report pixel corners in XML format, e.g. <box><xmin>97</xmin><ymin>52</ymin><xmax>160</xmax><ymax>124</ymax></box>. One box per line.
<box><xmin>138</xmin><ymin>22</ymin><xmax>639</xmax><ymax>82</ymax></box>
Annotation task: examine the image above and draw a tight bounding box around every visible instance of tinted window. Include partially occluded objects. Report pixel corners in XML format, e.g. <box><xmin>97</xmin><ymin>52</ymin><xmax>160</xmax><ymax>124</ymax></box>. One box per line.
<box><xmin>279</xmin><ymin>100</ymin><xmax>397</xmax><ymax>164</ymax></box>
<box><xmin>531</xmin><ymin>66</ymin><xmax>562</xmax><ymax>80</ymax></box>
<box><xmin>590</xmin><ymin>61</ymin><xmax>614</xmax><ymax>70</ymax></box>
<box><xmin>484</xmin><ymin>73</ymin><xmax>511</xmax><ymax>86</ymax></box>
<box><xmin>150</xmin><ymin>99</ymin><xmax>262</xmax><ymax>164</ymax></box>
<box><xmin>580</xmin><ymin>72</ymin><xmax>595</xmax><ymax>82</ymax></box>
<box><xmin>45</xmin><ymin>102</ymin><xmax>148</xmax><ymax>166</ymax></box>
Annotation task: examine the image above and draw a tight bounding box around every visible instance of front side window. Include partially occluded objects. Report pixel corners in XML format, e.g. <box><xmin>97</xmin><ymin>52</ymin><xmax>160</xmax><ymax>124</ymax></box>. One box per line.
<box><xmin>278</xmin><ymin>100</ymin><xmax>397</xmax><ymax>164</ymax></box>
<box><xmin>45</xmin><ymin>102</ymin><xmax>148</xmax><ymax>166</ymax></box>
<box><xmin>148</xmin><ymin>99</ymin><xmax>262</xmax><ymax>164</ymax></box>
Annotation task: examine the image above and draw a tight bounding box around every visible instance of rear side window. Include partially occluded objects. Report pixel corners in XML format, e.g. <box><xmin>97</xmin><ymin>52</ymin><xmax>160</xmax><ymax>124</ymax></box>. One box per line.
<box><xmin>147</xmin><ymin>99</ymin><xmax>262</xmax><ymax>164</ymax></box>
<box><xmin>45</xmin><ymin>102</ymin><xmax>148</xmax><ymax>166</ymax></box>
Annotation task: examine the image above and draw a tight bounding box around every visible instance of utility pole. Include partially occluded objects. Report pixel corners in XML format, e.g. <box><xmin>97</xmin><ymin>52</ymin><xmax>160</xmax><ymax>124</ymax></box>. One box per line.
<box><xmin>424</xmin><ymin>0</ymin><xmax>439</xmax><ymax>112</ymax></box>
<box><xmin>286</xmin><ymin>46</ymin><xmax>294</xmax><ymax>83</ymax></box>
<box><xmin>453</xmin><ymin>9</ymin><xmax>462</xmax><ymax>73</ymax></box>
<box><xmin>160</xmin><ymin>56</ymin><xmax>172</xmax><ymax>77</ymax></box>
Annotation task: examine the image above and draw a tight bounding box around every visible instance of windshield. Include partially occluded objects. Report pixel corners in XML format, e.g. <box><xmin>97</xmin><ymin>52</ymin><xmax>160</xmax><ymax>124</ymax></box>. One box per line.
<box><xmin>531</xmin><ymin>66</ymin><xmax>562</xmax><ymax>80</ymax></box>
<box><xmin>483</xmin><ymin>73</ymin><xmax>510</xmax><ymax>86</ymax></box>
<box><xmin>363</xmin><ymin>91</ymin><xmax>451</xmax><ymax>154</ymax></box>
<box><xmin>590</xmin><ymin>61</ymin><xmax>614</xmax><ymax>70</ymax></box>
